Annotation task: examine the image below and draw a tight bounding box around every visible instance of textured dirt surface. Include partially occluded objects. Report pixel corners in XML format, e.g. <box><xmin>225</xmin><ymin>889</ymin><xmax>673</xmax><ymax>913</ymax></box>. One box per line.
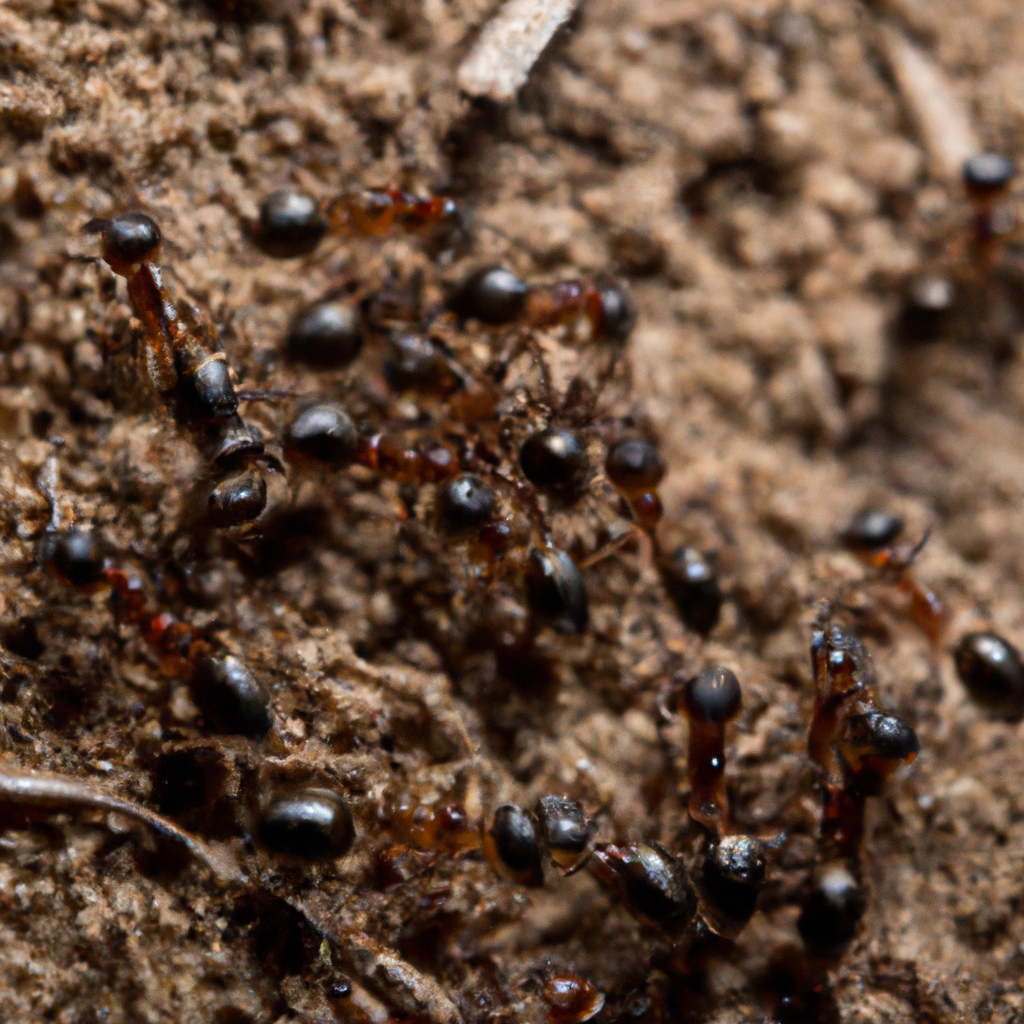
<box><xmin>2</xmin><ymin>0</ymin><xmax>1024</xmax><ymax>1021</ymax></box>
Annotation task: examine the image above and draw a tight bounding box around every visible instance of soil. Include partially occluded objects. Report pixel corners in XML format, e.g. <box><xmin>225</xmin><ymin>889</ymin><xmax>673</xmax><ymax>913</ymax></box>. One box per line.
<box><xmin>2</xmin><ymin>0</ymin><xmax>1024</xmax><ymax>1022</ymax></box>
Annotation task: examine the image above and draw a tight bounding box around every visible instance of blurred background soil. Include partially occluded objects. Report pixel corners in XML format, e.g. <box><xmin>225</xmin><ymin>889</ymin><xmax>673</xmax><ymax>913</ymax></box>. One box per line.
<box><xmin>2</xmin><ymin>0</ymin><xmax>1024</xmax><ymax>1021</ymax></box>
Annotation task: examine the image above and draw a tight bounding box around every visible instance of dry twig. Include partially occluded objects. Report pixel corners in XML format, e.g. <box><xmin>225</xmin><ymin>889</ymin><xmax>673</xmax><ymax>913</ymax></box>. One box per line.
<box><xmin>878</xmin><ymin>24</ymin><xmax>979</xmax><ymax>181</ymax></box>
<box><xmin>457</xmin><ymin>0</ymin><xmax>579</xmax><ymax>102</ymax></box>
<box><xmin>0</xmin><ymin>763</ymin><xmax>241</xmax><ymax>882</ymax></box>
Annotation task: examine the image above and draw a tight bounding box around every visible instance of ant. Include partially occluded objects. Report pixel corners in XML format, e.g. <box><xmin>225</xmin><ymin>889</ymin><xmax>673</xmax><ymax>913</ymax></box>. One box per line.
<box><xmin>838</xmin><ymin>509</ymin><xmax>946</xmax><ymax>643</ymax></box>
<box><xmin>40</xmin><ymin>524</ymin><xmax>272</xmax><ymax>738</ymax></box>
<box><xmin>81</xmin><ymin>212</ymin><xmax>238</xmax><ymax>420</ymax></box>
<box><xmin>80</xmin><ymin>211</ymin><xmax>287</xmax><ymax>535</ymax></box>
<box><xmin>669</xmin><ymin>665</ymin><xmax>769</xmax><ymax>938</ymax></box>
<box><xmin>900</xmin><ymin>150</ymin><xmax>1023</xmax><ymax>345</ymax></box>
<box><xmin>799</xmin><ymin>605</ymin><xmax>919</xmax><ymax>957</ymax></box>
<box><xmin>252</xmin><ymin>185</ymin><xmax>459</xmax><ymax>258</ymax></box>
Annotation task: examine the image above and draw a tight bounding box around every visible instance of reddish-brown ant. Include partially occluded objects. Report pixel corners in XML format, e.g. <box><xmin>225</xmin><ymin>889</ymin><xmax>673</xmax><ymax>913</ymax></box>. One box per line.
<box><xmin>450</xmin><ymin>265</ymin><xmax>636</xmax><ymax>345</ymax></box>
<box><xmin>253</xmin><ymin>185</ymin><xmax>458</xmax><ymax>258</ymax></box>
<box><xmin>801</xmin><ymin>606</ymin><xmax>919</xmax><ymax>953</ymax></box>
<box><xmin>788</xmin><ymin>608</ymin><xmax>922</xmax><ymax>960</ymax></box>
<box><xmin>659</xmin><ymin>665</ymin><xmax>769</xmax><ymax>936</ymax></box>
<box><xmin>41</xmin><ymin>526</ymin><xmax>271</xmax><ymax>737</ymax></box>
<box><xmin>839</xmin><ymin>510</ymin><xmax>946</xmax><ymax>642</ymax></box>
<box><xmin>81</xmin><ymin>213</ymin><xmax>239</xmax><ymax>421</ymax></box>
<box><xmin>901</xmin><ymin>151</ymin><xmax>1022</xmax><ymax>342</ymax></box>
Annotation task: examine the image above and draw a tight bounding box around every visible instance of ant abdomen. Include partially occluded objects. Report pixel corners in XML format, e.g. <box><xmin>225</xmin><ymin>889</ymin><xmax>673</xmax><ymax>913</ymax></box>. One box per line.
<box><xmin>450</xmin><ymin>266</ymin><xmax>530</xmax><ymax>325</ymax></box>
<box><xmin>258</xmin><ymin>787</ymin><xmax>355</xmax><ymax>860</ymax></box>
<box><xmin>191</xmin><ymin>653</ymin><xmax>272</xmax><ymax>737</ymax></box>
<box><xmin>206</xmin><ymin>471</ymin><xmax>267</xmax><ymax>529</ymax></box>
<box><xmin>83</xmin><ymin>211</ymin><xmax>162</xmax><ymax>273</ymax></box>
<box><xmin>384</xmin><ymin>333</ymin><xmax>462</xmax><ymax>396</ymax></box>
<box><xmin>484</xmin><ymin>804</ymin><xmax>545</xmax><ymax>887</ymax></box>
<box><xmin>41</xmin><ymin>528</ymin><xmax>105</xmax><ymax>589</ymax></box>
<box><xmin>436</xmin><ymin>474</ymin><xmax>497</xmax><ymax>535</ymax></box>
<box><xmin>256</xmin><ymin>187</ymin><xmax>328</xmax><ymax>258</ymax></box>
<box><xmin>699</xmin><ymin>835</ymin><xmax>766</xmax><ymax>936</ymax></box>
<box><xmin>954</xmin><ymin>630</ymin><xmax>1024</xmax><ymax>721</ymax></box>
<box><xmin>591</xmin><ymin>842</ymin><xmax>698</xmax><ymax>937</ymax></box>
<box><xmin>605</xmin><ymin>437</ymin><xmax>665</xmax><ymax>493</ymax></box>
<box><xmin>519</xmin><ymin>427</ymin><xmax>589</xmax><ymax>500</ymax></box>
<box><xmin>525</xmin><ymin>548</ymin><xmax>589</xmax><ymax>635</ymax></box>
<box><xmin>286</xmin><ymin>301</ymin><xmax>364</xmax><ymax>369</ymax></box>
<box><xmin>840</xmin><ymin>509</ymin><xmax>905</xmax><ymax>552</ymax></box>
<box><xmin>658</xmin><ymin>548</ymin><xmax>722</xmax><ymax>636</ymax></box>
<box><xmin>797</xmin><ymin>860</ymin><xmax>865</xmax><ymax>958</ymax></box>
<box><xmin>284</xmin><ymin>403</ymin><xmax>360</xmax><ymax>466</ymax></box>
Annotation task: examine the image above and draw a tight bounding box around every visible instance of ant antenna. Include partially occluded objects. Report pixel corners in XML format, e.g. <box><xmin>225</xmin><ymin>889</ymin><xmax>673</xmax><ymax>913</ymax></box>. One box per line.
<box><xmin>235</xmin><ymin>388</ymin><xmax>308</xmax><ymax>403</ymax></box>
<box><xmin>907</xmin><ymin>525</ymin><xmax>932</xmax><ymax>564</ymax></box>
<box><xmin>471</xmin><ymin>217</ymin><xmax>514</xmax><ymax>245</ymax></box>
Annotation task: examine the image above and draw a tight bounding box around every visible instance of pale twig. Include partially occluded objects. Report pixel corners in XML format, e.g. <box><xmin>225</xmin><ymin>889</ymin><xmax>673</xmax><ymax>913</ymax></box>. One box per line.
<box><xmin>0</xmin><ymin>764</ymin><xmax>241</xmax><ymax>882</ymax></box>
<box><xmin>457</xmin><ymin>0</ymin><xmax>579</xmax><ymax>103</ymax></box>
<box><xmin>878</xmin><ymin>24</ymin><xmax>979</xmax><ymax>182</ymax></box>
<box><xmin>291</xmin><ymin>897</ymin><xmax>465</xmax><ymax>1024</ymax></box>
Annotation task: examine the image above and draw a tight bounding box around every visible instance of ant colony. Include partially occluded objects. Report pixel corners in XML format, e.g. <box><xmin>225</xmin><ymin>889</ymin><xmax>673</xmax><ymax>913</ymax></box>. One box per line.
<box><xmin>6</xmin><ymin>150</ymin><xmax>1020</xmax><ymax>1022</ymax></box>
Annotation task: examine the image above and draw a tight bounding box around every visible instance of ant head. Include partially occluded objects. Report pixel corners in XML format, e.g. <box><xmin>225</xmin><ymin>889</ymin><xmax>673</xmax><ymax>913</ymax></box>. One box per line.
<box><xmin>682</xmin><ymin>666</ymin><xmax>742</xmax><ymax>725</ymax></box>
<box><xmin>840</xmin><ymin>509</ymin><xmax>904</xmax><ymax>552</ymax></box>
<box><xmin>86</xmin><ymin>212</ymin><xmax>162</xmax><ymax>274</ymax></box>
<box><xmin>963</xmin><ymin>152</ymin><xmax>1016</xmax><ymax>200</ymax></box>
<box><xmin>595</xmin><ymin>285</ymin><xmax>637</xmax><ymax>343</ymax></box>
<box><xmin>449</xmin><ymin>265</ymin><xmax>529</xmax><ymax>326</ymax></box>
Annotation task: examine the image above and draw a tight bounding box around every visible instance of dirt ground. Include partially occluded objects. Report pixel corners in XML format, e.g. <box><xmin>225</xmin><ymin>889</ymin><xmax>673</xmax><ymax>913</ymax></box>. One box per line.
<box><xmin>2</xmin><ymin>0</ymin><xmax>1024</xmax><ymax>1021</ymax></box>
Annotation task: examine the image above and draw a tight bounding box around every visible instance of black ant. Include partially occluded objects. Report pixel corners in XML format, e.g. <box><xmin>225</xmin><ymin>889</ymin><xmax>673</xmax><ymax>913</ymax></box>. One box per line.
<box><xmin>900</xmin><ymin>150</ymin><xmax>1023</xmax><ymax>346</ymax></box>
<box><xmin>40</xmin><ymin>524</ymin><xmax>272</xmax><ymax>737</ymax></box>
<box><xmin>839</xmin><ymin>509</ymin><xmax>946</xmax><ymax>644</ymax></box>
<box><xmin>252</xmin><ymin>185</ymin><xmax>459</xmax><ymax>258</ymax></box>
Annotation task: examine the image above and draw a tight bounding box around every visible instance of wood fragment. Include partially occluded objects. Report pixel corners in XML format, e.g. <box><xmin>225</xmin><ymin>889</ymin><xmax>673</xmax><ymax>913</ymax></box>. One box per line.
<box><xmin>0</xmin><ymin>764</ymin><xmax>242</xmax><ymax>882</ymax></box>
<box><xmin>291</xmin><ymin>897</ymin><xmax>465</xmax><ymax>1024</ymax></box>
<box><xmin>878</xmin><ymin>24</ymin><xmax>979</xmax><ymax>181</ymax></box>
<box><xmin>457</xmin><ymin>0</ymin><xmax>579</xmax><ymax>103</ymax></box>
